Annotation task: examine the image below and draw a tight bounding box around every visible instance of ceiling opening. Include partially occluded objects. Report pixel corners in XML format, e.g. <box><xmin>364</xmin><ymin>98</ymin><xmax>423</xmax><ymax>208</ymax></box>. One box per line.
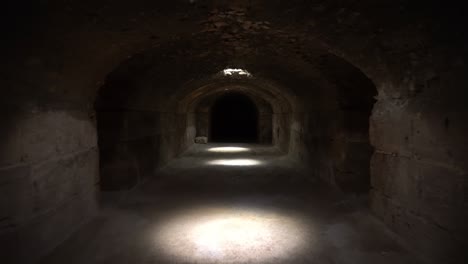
<box><xmin>222</xmin><ymin>68</ymin><xmax>252</xmax><ymax>77</ymax></box>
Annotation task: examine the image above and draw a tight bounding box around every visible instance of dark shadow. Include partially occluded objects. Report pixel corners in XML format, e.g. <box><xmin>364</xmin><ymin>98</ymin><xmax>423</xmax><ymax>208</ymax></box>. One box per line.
<box><xmin>319</xmin><ymin>54</ymin><xmax>377</xmax><ymax>194</ymax></box>
<box><xmin>210</xmin><ymin>93</ymin><xmax>258</xmax><ymax>143</ymax></box>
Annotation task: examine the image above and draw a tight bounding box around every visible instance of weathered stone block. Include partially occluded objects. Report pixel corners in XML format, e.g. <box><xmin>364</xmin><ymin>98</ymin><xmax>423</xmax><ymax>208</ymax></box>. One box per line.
<box><xmin>21</xmin><ymin>111</ymin><xmax>97</xmax><ymax>164</ymax></box>
<box><xmin>370</xmin><ymin>100</ymin><xmax>412</xmax><ymax>155</ymax></box>
<box><xmin>410</xmin><ymin>107</ymin><xmax>468</xmax><ymax>170</ymax></box>
<box><xmin>30</xmin><ymin>148</ymin><xmax>98</xmax><ymax>216</ymax></box>
<box><xmin>194</xmin><ymin>136</ymin><xmax>208</xmax><ymax>144</ymax></box>
<box><xmin>195</xmin><ymin>112</ymin><xmax>210</xmax><ymax>137</ymax></box>
<box><xmin>417</xmin><ymin>163</ymin><xmax>467</xmax><ymax>233</ymax></box>
<box><xmin>371</xmin><ymin>152</ymin><xmax>467</xmax><ymax>234</ymax></box>
<box><xmin>0</xmin><ymin>165</ymin><xmax>34</xmax><ymax>223</ymax></box>
<box><xmin>74</xmin><ymin>148</ymin><xmax>100</xmax><ymax>191</ymax></box>
<box><xmin>18</xmin><ymin>189</ymin><xmax>98</xmax><ymax>263</ymax></box>
<box><xmin>370</xmin><ymin>153</ymin><xmax>420</xmax><ymax>210</ymax></box>
<box><xmin>371</xmin><ymin>190</ymin><xmax>466</xmax><ymax>263</ymax></box>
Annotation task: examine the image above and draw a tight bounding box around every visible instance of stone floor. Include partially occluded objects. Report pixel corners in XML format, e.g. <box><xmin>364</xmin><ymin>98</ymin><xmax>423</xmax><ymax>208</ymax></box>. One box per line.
<box><xmin>42</xmin><ymin>144</ymin><xmax>422</xmax><ymax>264</ymax></box>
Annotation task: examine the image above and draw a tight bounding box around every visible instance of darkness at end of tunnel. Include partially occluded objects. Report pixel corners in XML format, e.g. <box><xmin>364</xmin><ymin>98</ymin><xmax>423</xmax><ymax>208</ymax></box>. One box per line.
<box><xmin>210</xmin><ymin>93</ymin><xmax>259</xmax><ymax>143</ymax></box>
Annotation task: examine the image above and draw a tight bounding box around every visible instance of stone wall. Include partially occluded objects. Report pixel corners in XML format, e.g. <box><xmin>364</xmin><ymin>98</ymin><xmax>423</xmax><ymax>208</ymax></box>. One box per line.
<box><xmin>0</xmin><ymin>110</ymin><xmax>98</xmax><ymax>263</ymax></box>
<box><xmin>97</xmin><ymin>109</ymin><xmax>192</xmax><ymax>191</ymax></box>
<box><xmin>370</xmin><ymin>89</ymin><xmax>468</xmax><ymax>262</ymax></box>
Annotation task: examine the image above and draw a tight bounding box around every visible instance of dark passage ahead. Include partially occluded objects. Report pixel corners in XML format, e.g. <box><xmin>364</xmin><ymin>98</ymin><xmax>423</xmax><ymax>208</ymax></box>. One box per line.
<box><xmin>210</xmin><ymin>93</ymin><xmax>258</xmax><ymax>143</ymax></box>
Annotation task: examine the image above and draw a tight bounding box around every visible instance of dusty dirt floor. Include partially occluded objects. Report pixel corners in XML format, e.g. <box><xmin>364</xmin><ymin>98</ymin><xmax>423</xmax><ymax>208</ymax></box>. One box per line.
<box><xmin>42</xmin><ymin>144</ymin><xmax>422</xmax><ymax>264</ymax></box>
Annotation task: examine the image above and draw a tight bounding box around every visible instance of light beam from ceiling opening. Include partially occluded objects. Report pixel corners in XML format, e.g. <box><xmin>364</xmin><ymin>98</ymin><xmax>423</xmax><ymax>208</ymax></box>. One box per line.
<box><xmin>207</xmin><ymin>147</ymin><xmax>250</xmax><ymax>153</ymax></box>
<box><xmin>153</xmin><ymin>206</ymin><xmax>310</xmax><ymax>263</ymax></box>
<box><xmin>207</xmin><ymin>159</ymin><xmax>261</xmax><ymax>166</ymax></box>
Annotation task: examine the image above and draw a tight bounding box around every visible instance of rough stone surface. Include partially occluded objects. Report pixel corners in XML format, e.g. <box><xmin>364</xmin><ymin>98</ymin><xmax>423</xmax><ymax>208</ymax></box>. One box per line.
<box><xmin>194</xmin><ymin>136</ymin><xmax>208</xmax><ymax>144</ymax></box>
<box><xmin>0</xmin><ymin>111</ymin><xmax>99</xmax><ymax>263</ymax></box>
<box><xmin>1</xmin><ymin>1</ymin><xmax>467</xmax><ymax>263</ymax></box>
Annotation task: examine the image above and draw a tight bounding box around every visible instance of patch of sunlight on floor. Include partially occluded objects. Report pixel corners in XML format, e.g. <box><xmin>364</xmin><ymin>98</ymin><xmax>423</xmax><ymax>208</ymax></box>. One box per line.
<box><xmin>208</xmin><ymin>147</ymin><xmax>250</xmax><ymax>153</ymax></box>
<box><xmin>207</xmin><ymin>159</ymin><xmax>261</xmax><ymax>166</ymax></box>
<box><xmin>153</xmin><ymin>207</ymin><xmax>310</xmax><ymax>263</ymax></box>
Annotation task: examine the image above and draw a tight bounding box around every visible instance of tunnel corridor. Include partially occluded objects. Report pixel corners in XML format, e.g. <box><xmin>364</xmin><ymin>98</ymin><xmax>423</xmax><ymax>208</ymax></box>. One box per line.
<box><xmin>42</xmin><ymin>143</ymin><xmax>419</xmax><ymax>264</ymax></box>
<box><xmin>1</xmin><ymin>1</ymin><xmax>468</xmax><ymax>264</ymax></box>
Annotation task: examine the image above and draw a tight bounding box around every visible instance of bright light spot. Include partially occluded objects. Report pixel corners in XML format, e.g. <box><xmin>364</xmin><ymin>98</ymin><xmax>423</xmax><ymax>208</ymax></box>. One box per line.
<box><xmin>154</xmin><ymin>207</ymin><xmax>308</xmax><ymax>263</ymax></box>
<box><xmin>208</xmin><ymin>147</ymin><xmax>250</xmax><ymax>153</ymax></box>
<box><xmin>207</xmin><ymin>159</ymin><xmax>261</xmax><ymax>166</ymax></box>
<box><xmin>193</xmin><ymin>217</ymin><xmax>269</xmax><ymax>253</ymax></box>
<box><xmin>223</xmin><ymin>68</ymin><xmax>252</xmax><ymax>77</ymax></box>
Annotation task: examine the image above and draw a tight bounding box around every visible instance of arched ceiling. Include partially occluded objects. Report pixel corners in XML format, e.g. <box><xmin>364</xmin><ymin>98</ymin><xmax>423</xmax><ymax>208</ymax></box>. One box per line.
<box><xmin>178</xmin><ymin>82</ymin><xmax>289</xmax><ymax>114</ymax></box>
<box><xmin>95</xmin><ymin>35</ymin><xmax>363</xmax><ymax>114</ymax></box>
<box><xmin>2</xmin><ymin>0</ymin><xmax>467</xmax><ymax>112</ymax></box>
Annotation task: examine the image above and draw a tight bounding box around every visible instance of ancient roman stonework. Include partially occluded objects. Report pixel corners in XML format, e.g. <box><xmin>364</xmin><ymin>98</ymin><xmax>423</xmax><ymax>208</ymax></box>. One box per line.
<box><xmin>1</xmin><ymin>1</ymin><xmax>467</xmax><ymax>263</ymax></box>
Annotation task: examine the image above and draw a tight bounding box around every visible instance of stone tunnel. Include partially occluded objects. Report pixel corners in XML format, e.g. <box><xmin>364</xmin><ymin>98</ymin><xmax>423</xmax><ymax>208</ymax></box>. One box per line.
<box><xmin>1</xmin><ymin>1</ymin><xmax>467</xmax><ymax>264</ymax></box>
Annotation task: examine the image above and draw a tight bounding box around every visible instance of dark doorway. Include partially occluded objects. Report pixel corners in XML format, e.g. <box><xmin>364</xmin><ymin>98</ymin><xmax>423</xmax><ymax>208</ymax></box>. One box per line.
<box><xmin>210</xmin><ymin>93</ymin><xmax>258</xmax><ymax>143</ymax></box>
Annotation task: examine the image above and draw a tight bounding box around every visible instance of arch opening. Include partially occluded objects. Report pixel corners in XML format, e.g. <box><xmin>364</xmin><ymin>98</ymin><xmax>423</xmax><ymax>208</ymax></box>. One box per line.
<box><xmin>317</xmin><ymin>54</ymin><xmax>378</xmax><ymax>194</ymax></box>
<box><xmin>179</xmin><ymin>81</ymin><xmax>290</xmax><ymax>148</ymax></box>
<box><xmin>210</xmin><ymin>92</ymin><xmax>259</xmax><ymax>143</ymax></box>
